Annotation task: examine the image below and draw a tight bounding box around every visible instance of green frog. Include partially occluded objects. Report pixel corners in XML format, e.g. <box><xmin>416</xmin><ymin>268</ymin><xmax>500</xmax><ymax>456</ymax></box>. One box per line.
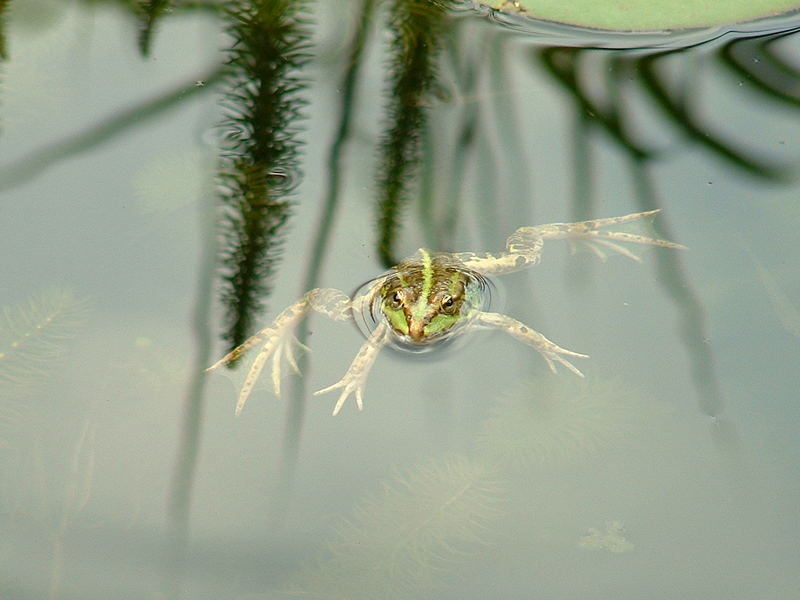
<box><xmin>207</xmin><ymin>210</ymin><xmax>683</xmax><ymax>416</ymax></box>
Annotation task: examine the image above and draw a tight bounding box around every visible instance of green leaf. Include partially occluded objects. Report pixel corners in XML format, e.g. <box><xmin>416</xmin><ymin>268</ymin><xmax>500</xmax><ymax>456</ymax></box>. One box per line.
<box><xmin>482</xmin><ymin>0</ymin><xmax>800</xmax><ymax>32</ymax></box>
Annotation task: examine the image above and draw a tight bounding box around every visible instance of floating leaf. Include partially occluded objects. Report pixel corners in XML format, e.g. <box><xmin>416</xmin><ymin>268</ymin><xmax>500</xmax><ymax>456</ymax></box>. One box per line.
<box><xmin>482</xmin><ymin>0</ymin><xmax>800</xmax><ymax>32</ymax></box>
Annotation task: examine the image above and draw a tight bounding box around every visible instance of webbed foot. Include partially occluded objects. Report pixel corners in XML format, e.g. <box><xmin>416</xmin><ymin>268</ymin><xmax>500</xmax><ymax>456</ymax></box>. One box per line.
<box><xmin>206</xmin><ymin>288</ymin><xmax>351</xmax><ymax>415</ymax></box>
<box><xmin>314</xmin><ymin>322</ymin><xmax>389</xmax><ymax>415</ymax></box>
<box><xmin>476</xmin><ymin>312</ymin><xmax>589</xmax><ymax>377</ymax></box>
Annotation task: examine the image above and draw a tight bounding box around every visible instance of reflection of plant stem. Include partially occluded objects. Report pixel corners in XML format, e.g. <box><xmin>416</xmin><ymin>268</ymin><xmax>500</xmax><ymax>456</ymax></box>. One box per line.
<box><xmin>564</xmin><ymin>110</ymin><xmax>595</xmax><ymax>290</ymax></box>
<box><xmin>376</xmin><ymin>0</ymin><xmax>454</xmax><ymax>266</ymax></box>
<box><xmin>417</xmin><ymin>123</ymin><xmax>437</xmax><ymax>244</ymax></box>
<box><xmin>570</xmin><ymin>110</ymin><xmax>594</xmax><ymax>222</ymax></box>
<box><xmin>719</xmin><ymin>31</ymin><xmax>800</xmax><ymax>108</ymax></box>
<box><xmin>0</xmin><ymin>0</ymin><xmax>8</xmax><ymax>60</ymax></box>
<box><xmin>0</xmin><ymin>66</ymin><xmax>224</xmax><ymax>193</ymax></box>
<box><xmin>279</xmin><ymin>0</ymin><xmax>376</xmax><ymax>525</ymax></box>
<box><xmin>138</xmin><ymin>0</ymin><xmax>173</xmax><ymax>56</ymax></box>
<box><xmin>538</xmin><ymin>45</ymin><xmax>727</xmax><ymax>419</ymax></box>
<box><xmin>638</xmin><ymin>51</ymin><xmax>790</xmax><ymax>180</ymax></box>
<box><xmin>488</xmin><ymin>34</ymin><xmax>530</xmax><ymax>238</ymax></box>
<box><xmin>627</xmin><ymin>158</ymin><xmax>724</xmax><ymax>418</ymax></box>
<box><xmin>166</xmin><ymin>193</ymin><xmax>217</xmax><ymax>591</ymax></box>
<box><xmin>628</xmin><ymin>158</ymin><xmax>750</xmax><ymax>492</ymax></box>
<box><xmin>538</xmin><ymin>47</ymin><xmax>652</xmax><ymax>160</ymax></box>
<box><xmin>438</xmin><ymin>28</ymin><xmax>479</xmax><ymax>251</ymax></box>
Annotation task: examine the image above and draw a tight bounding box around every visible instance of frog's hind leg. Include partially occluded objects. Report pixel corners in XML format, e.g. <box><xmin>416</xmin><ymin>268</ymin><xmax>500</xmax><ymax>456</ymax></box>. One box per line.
<box><xmin>509</xmin><ymin>209</ymin><xmax>685</xmax><ymax>263</ymax></box>
<box><xmin>455</xmin><ymin>210</ymin><xmax>683</xmax><ymax>276</ymax></box>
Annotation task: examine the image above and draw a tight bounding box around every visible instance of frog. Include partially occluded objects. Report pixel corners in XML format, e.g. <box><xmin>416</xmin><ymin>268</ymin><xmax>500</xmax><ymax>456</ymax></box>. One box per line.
<box><xmin>207</xmin><ymin>210</ymin><xmax>684</xmax><ymax>416</ymax></box>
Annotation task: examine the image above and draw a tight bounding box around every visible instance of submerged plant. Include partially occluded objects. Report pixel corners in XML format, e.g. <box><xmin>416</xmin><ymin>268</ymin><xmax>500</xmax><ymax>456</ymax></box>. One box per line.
<box><xmin>478</xmin><ymin>377</ymin><xmax>662</xmax><ymax>470</ymax></box>
<box><xmin>281</xmin><ymin>455</ymin><xmax>504</xmax><ymax>599</ymax></box>
<box><xmin>0</xmin><ymin>287</ymin><xmax>89</xmax><ymax>400</ymax></box>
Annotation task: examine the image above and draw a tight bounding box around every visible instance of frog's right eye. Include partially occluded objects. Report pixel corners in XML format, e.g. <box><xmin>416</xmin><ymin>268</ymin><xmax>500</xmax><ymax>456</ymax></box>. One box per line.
<box><xmin>387</xmin><ymin>291</ymin><xmax>403</xmax><ymax>310</ymax></box>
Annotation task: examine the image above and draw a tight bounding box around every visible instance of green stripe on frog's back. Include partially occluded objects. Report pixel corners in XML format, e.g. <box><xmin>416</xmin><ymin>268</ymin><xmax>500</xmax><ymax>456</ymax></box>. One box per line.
<box><xmin>448</xmin><ymin>269</ymin><xmax>462</xmax><ymax>297</ymax></box>
<box><xmin>411</xmin><ymin>248</ymin><xmax>434</xmax><ymax>323</ymax></box>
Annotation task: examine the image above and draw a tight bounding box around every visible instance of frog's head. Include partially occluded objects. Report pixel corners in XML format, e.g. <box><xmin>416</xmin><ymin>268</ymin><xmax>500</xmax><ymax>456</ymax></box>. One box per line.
<box><xmin>377</xmin><ymin>250</ymin><xmax>482</xmax><ymax>345</ymax></box>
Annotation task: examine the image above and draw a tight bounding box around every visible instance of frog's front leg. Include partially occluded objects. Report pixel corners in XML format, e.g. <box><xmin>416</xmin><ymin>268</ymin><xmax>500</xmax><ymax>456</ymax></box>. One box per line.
<box><xmin>314</xmin><ymin>322</ymin><xmax>390</xmax><ymax>416</ymax></box>
<box><xmin>206</xmin><ymin>288</ymin><xmax>352</xmax><ymax>415</ymax></box>
<box><xmin>476</xmin><ymin>312</ymin><xmax>589</xmax><ymax>376</ymax></box>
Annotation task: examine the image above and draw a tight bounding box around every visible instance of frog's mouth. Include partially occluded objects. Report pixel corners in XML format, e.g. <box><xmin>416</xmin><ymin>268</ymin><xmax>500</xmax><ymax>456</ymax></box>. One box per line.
<box><xmin>390</xmin><ymin>310</ymin><xmax>477</xmax><ymax>352</ymax></box>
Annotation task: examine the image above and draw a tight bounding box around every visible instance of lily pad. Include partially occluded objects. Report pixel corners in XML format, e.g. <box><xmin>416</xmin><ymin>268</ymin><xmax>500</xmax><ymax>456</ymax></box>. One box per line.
<box><xmin>482</xmin><ymin>0</ymin><xmax>800</xmax><ymax>31</ymax></box>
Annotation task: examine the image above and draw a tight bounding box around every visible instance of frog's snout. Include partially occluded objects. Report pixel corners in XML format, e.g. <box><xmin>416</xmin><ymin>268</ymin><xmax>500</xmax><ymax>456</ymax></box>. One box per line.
<box><xmin>408</xmin><ymin>319</ymin><xmax>426</xmax><ymax>342</ymax></box>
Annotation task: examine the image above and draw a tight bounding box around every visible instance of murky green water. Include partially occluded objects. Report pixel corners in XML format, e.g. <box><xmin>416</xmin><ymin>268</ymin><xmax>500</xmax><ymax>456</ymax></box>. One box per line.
<box><xmin>1</xmin><ymin>2</ymin><xmax>799</xmax><ymax>599</ymax></box>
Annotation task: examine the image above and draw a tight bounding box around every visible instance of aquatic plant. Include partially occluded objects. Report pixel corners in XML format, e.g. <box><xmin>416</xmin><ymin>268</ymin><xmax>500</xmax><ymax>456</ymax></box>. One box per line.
<box><xmin>215</xmin><ymin>0</ymin><xmax>311</xmax><ymax>350</ymax></box>
<box><xmin>478</xmin><ymin>377</ymin><xmax>661</xmax><ymax>470</ymax></box>
<box><xmin>0</xmin><ymin>287</ymin><xmax>89</xmax><ymax>400</ymax></box>
<box><xmin>280</xmin><ymin>455</ymin><xmax>504</xmax><ymax>599</ymax></box>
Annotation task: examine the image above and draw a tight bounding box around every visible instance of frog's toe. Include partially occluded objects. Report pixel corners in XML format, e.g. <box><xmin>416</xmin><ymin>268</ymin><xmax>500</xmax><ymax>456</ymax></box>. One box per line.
<box><xmin>551</xmin><ymin>353</ymin><xmax>587</xmax><ymax>377</ymax></box>
<box><xmin>282</xmin><ymin>335</ymin><xmax>310</xmax><ymax>376</ymax></box>
<box><xmin>314</xmin><ymin>373</ymin><xmax>368</xmax><ymax>415</ymax></box>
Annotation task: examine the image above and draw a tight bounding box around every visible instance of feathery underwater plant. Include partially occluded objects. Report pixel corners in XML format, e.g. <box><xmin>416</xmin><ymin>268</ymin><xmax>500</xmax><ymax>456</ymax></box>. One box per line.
<box><xmin>280</xmin><ymin>455</ymin><xmax>504</xmax><ymax>599</ymax></box>
<box><xmin>478</xmin><ymin>377</ymin><xmax>661</xmax><ymax>470</ymax></box>
<box><xmin>0</xmin><ymin>287</ymin><xmax>89</xmax><ymax>400</ymax></box>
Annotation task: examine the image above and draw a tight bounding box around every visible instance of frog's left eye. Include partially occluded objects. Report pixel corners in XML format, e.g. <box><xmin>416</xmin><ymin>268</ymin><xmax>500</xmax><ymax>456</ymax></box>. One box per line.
<box><xmin>440</xmin><ymin>295</ymin><xmax>456</xmax><ymax>312</ymax></box>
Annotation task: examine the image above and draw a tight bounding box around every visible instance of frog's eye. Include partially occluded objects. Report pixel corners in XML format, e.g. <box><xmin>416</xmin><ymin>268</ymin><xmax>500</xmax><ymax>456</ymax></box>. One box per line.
<box><xmin>388</xmin><ymin>291</ymin><xmax>403</xmax><ymax>310</ymax></box>
<box><xmin>440</xmin><ymin>295</ymin><xmax>456</xmax><ymax>312</ymax></box>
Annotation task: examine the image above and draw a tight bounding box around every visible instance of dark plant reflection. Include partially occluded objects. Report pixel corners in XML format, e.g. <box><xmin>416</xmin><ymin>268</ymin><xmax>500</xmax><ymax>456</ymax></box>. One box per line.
<box><xmin>280</xmin><ymin>0</ymin><xmax>377</xmax><ymax>526</ymax></box>
<box><xmin>376</xmin><ymin>0</ymin><xmax>457</xmax><ymax>267</ymax></box>
<box><xmin>532</xmin><ymin>35</ymin><xmax>798</xmax><ymax>429</ymax></box>
<box><xmin>137</xmin><ymin>0</ymin><xmax>172</xmax><ymax>55</ymax></box>
<box><xmin>215</xmin><ymin>0</ymin><xmax>310</xmax><ymax>351</ymax></box>
<box><xmin>0</xmin><ymin>0</ymin><xmax>8</xmax><ymax>60</ymax></box>
<box><xmin>719</xmin><ymin>27</ymin><xmax>800</xmax><ymax>107</ymax></box>
<box><xmin>637</xmin><ymin>49</ymin><xmax>792</xmax><ymax>180</ymax></box>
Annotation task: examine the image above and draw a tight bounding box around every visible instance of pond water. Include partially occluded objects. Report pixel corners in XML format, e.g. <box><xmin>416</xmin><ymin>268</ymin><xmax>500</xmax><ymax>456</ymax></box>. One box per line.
<box><xmin>1</xmin><ymin>2</ymin><xmax>799</xmax><ymax>599</ymax></box>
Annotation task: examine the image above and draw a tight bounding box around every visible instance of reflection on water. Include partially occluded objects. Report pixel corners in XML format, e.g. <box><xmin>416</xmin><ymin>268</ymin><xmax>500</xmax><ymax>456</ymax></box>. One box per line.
<box><xmin>1</xmin><ymin>2</ymin><xmax>799</xmax><ymax>599</ymax></box>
